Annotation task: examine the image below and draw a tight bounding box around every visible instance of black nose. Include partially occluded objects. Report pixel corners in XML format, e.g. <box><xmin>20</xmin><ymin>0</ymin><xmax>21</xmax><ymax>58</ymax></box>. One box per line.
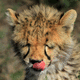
<box><xmin>29</xmin><ymin>59</ymin><xmax>42</xmax><ymax>64</ymax></box>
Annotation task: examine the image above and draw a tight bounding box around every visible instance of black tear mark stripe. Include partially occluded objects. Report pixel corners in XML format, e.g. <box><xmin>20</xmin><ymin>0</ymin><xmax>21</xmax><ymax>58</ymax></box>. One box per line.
<box><xmin>23</xmin><ymin>44</ymin><xmax>31</xmax><ymax>59</ymax></box>
<box><xmin>23</xmin><ymin>47</ymin><xmax>30</xmax><ymax>59</ymax></box>
<box><xmin>23</xmin><ymin>48</ymin><xmax>51</xmax><ymax>60</ymax></box>
<box><xmin>44</xmin><ymin>50</ymin><xmax>51</xmax><ymax>60</ymax></box>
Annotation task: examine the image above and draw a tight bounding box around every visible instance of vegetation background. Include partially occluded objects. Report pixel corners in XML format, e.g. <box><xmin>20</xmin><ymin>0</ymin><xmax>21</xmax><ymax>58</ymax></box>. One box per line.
<box><xmin>0</xmin><ymin>0</ymin><xmax>80</xmax><ymax>80</ymax></box>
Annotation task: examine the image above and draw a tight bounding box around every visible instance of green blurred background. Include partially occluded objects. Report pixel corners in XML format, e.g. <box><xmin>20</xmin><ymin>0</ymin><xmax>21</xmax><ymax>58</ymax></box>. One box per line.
<box><xmin>0</xmin><ymin>0</ymin><xmax>80</xmax><ymax>80</ymax></box>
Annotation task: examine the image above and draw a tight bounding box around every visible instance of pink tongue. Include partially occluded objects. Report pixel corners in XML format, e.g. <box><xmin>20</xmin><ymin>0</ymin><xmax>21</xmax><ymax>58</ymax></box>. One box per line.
<box><xmin>33</xmin><ymin>61</ymin><xmax>45</xmax><ymax>71</ymax></box>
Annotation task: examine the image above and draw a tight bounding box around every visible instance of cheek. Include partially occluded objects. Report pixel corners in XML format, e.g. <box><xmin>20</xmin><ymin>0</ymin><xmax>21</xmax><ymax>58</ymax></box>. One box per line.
<box><xmin>46</xmin><ymin>47</ymin><xmax>59</xmax><ymax>60</ymax></box>
<box><xmin>20</xmin><ymin>47</ymin><xmax>28</xmax><ymax>57</ymax></box>
<box><xmin>43</xmin><ymin>57</ymin><xmax>50</xmax><ymax>66</ymax></box>
<box><xmin>24</xmin><ymin>57</ymin><xmax>29</xmax><ymax>63</ymax></box>
<box><xmin>20</xmin><ymin>47</ymin><xmax>30</xmax><ymax>63</ymax></box>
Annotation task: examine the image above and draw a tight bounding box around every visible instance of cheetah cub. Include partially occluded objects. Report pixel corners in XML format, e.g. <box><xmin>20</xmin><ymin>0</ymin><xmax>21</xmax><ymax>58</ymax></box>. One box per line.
<box><xmin>6</xmin><ymin>4</ymin><xmax>80</xmax><ymax>80</ymax></box>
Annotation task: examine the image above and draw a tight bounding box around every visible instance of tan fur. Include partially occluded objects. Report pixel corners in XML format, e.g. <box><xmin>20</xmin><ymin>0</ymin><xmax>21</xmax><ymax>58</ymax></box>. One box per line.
<box><xmin>7</xmin><ymin>4</ymin><xmax>80</xmax><ymax>80</ymax></box>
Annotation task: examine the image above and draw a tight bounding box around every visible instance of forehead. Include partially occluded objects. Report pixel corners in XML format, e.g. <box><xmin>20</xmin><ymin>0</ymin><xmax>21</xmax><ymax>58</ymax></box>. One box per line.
<box><xmin>13</xmin><ymin>15</ymin><xmax>63</xmax><ymax>46</ymax></box>
<box><xmin>13</xmin><ymin>6</ymin><xmax>63</xmax><ymax>46</ymax></box>
<box><xmin>24</xmin><ymin>17</ymin><xmax>54</xmax><ymax>45</ymax></box>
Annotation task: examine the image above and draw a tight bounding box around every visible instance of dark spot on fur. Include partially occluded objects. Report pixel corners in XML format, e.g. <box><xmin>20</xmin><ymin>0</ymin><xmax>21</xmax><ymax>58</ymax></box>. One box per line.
<box><xmin>37</xmin><ymin>17</ymin><xmax>40</xmax><ymax>20</ymax></box>
<box><xmin>39</xmin><ymin>25</ymin><xmax>41</xmax><ymax>28</ymax></box>
<box><xmin>37</xmin><ymin>25</ymin><xmax>41</xmax><ymax>28</ymax></box>
<box><xmin>15</xmin><ymin>21</ymin><xmax>20</xmax><ymax>24</ymax></box>
<box><xmin>32</xmin><ymin>29</ymin><xmax>35</xmax><ymax>33</ymax></box>
<box><xmin>46</xmin><ymin>38</ymin><xmax>48</xmax><ymax>42</ymax></box>
<box><xmin>27</xmin><ymin>38</ymin><xmax>28</xmax><ymax>42</ymax></box>
<box><xmin>38</xmin><ymin>12</ymin><xmax>43</xmax><ymax>17</ymax></box>
<box><xmin>49</xmin><ymin>26</ymin><xmax>52</xmax><ymax>28</ymax></box>
<box><xmin>21</xmin><ymin>20</ymin><xmax>24</xmax><ymax>23</ymax></box>
<box><xmin>25</xmin><ymin>18</ymin><xmax>27</xmax><ymax>20</ymax></box>
<box><xmin>53</xmin><ymin>20</ymin><xmax>56</xmax><ymax>24</ymax></box>
<box><xmin>15</xmin><ymin>13</ymin><xmax>19</xmax><ymax>19</ymax></box>
<box><xmin>30</xmin><ymin>23</ymin><xmax>31</xmax><ymax>26</ymax></box>
<box><xmin>28</xmin><ymin>31</ymin><xmax>30</xmax><ymax>34</ymax></box>
<box><xmin>46</xmin><ymin>23</ymin><xmax>48</xmax><ymax>27</ymax></box>
<box><xmin>25</xmin><ymin>18</ymin><xmax>28</xmax><ymax>22</ymax></box>
<box><xmin>49</xmin><ymin>22</ymin><xmax>52</xmax><ymax>25</ymax></box>
<box><xmin>45</xmin><ymin>32</ymin><xmax>49</xmax><ymax>36</ymax></box>
<box><xmin>54</xmin><ymin>14</ymin><xmax>56</xmax><ymax>16</ymax></box>
<box><xmin>59</xmin><ymin>45</ymin><xmax>62</xmax><ymax>50</ymax></box>
<box><xmin>34</xmin><ymin>21</ymin><xmax>37</xmax><ymax>25</ymax></box>
<box><xmin>62</xmin><ymin>69</ymin><xmax>65</xmax><ymax>72</ymax></box>
<box><xmin>69</xmin><ymin>58</ymin><xmax>74</xmax><ymax>61</ymax></box>
<box><xmin>48</xmin><ymin>20</ymin><xmax>50</xmax><ymax>22</ymax></box>
<box><xmin>36</xmin><ymin>12</ymin><xmax>43</xmax><ymax>21</ymax></box>
<box><xmin>56</xmin><ymin>70</ymin><xmax>58</xmax><ymax>73</ymax></box>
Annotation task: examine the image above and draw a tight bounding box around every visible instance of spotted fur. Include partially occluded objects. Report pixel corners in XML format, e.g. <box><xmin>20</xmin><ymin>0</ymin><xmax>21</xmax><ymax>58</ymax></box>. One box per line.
<box><xmin>6</xmin><ymin>4</ymin><xmax>80</xmax><ymax>80</ymax></box>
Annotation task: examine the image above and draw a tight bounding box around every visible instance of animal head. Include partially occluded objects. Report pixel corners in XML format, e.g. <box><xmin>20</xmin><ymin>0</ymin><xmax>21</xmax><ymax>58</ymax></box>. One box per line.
<box><xmin>7</xmin><ymin>4</ymin><xmax>77</xmax><ymax>72</ymax></box>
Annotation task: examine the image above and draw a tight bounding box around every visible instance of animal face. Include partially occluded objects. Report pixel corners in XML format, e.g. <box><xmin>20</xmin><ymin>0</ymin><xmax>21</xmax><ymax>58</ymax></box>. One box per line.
<box><xmin>7</xmin><ymin>4</ymin><xmax>77</xmax><ymax>72</ymax></box>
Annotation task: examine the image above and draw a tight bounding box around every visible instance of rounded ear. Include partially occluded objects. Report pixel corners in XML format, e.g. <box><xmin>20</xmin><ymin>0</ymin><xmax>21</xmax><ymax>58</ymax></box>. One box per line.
<box><xmin>7</xmin><ymin>8</ymin><xmax>19</xmax><ymax>25</ymax></box>
<box><xmin>60</xmin><ymin>9</ymin><xmax>77</xmax><ymax>33</ymax></box>
<box><xmin>60</xmin><ymin>9</ymin><xmax>77</xmax><ymax>26</ymax></box>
